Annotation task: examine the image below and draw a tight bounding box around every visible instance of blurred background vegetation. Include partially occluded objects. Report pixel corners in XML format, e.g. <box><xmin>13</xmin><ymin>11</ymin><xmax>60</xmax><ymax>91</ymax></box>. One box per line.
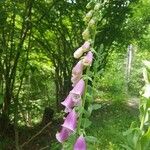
<box><xmin>0</xmin><ymin>0</ymin><xmax>150</xmax><ymax>149</ymax></box>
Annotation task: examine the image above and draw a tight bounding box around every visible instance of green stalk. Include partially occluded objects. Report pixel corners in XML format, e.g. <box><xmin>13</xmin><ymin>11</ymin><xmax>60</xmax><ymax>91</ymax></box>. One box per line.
<box><xmin>76</xmin><ymin>8</ymin><xmax>99</xmax><ymax>135</ymax></box>
<box><xmin>77</xmin><ymin>66</ymin><xmax>90</xmax><ymax>134</ymax></box>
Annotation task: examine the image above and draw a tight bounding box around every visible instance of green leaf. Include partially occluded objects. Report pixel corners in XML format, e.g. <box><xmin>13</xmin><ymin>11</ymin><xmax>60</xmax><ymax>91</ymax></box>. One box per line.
<box><xmin>92</xmin><ymin>104</ymin><xmax>101</xmax><ymax>110</ymax></box>
<box><xmin>82</xmin><ymin>118</ymin><xmax>92</xmax><ymax>128</ymax></box>
<box><xmin>120</xmin><ymin>144</ymin><xmax>133</xmax><ymax>150</ymax></box>
<box><xmin>85</xmin><ymin>136</ymin><xmax>98</xmax><ymax>143</ymax></box>
<box><xmin>76</xmin><ymin>105</ymin><xmax>85</xmax><ymax>115</ymax></box>
<box><xmin>123</xmin><ymin>128</ymin><xmax>142</xmax><ymax>149</ymax></box>
<box><xmin>130</xmin><ymin>121</ymin><xmax>139</xmax><ymax>129</ymax></box>
<box><xmin>82</xmin><ymin>75</ymin><xmax>93</xmax><ymax>82</ymax></box>
<box><xmin>87</xmin><ymin>105</ymin><xmax>93</xmax><ymax>116</ymax></box>
<box><xmin>87</xmin><ymin>104</ymin><xmax>101</xmax><ymax>117</ymax></box>
<box><xmin>141</xmin><ymin>127</ymin><xmax>150</xmax><ymax>150</ymax></box>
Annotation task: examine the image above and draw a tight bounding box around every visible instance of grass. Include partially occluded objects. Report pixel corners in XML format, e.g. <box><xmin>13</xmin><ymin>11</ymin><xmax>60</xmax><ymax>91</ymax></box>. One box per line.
<box><xmin>86</xmin><ymin>102</ymin><xmax>139</xmax><ymax>150</ymax></box>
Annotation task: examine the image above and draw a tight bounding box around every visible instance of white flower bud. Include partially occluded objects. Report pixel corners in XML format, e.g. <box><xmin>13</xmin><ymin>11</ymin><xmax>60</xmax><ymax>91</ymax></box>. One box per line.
<box><xmin>82</xmin><ymin>41</ymin><xmax>90</xmax><ymax>52</ymax></box>
<box><xmin>85</xmin><ymin>10</ymin><xmax>94</xmax><ymax>21</ymax></box>
<box><xmin>73</xmin><ymin>47</ymin><xmax>83</xmax><ymax>59</ymax></box>
<box><xmin>88</xmin><ymin>19</ymin><xmax>96</xmax><ymax>28</ymax></box>
<box><xmin>94</xmin><ymin>3</ymin><xmax>101</xmax><ymax>11</ymax></box>
<box><xmin>86</xmin><ymin>2</ymin><xmax>93</xmax><ymax>9</ymax></box>
<box><xmin>82</xmin><ymin>28</ymin><xmax>90</xmax><ymax>40</ymax></box>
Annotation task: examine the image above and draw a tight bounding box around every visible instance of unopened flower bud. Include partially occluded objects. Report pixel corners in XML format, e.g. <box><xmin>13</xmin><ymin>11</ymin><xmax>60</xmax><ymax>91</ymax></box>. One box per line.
<box><xmin>86</xmin><ymin>2</ymin><xmax>93</xmax><ymax>9</ymax></box>
<box><xmin>74</xmin><ymin>47</ymin><xmax>83</xmax><ymax>59</ymax></box>
<box><xmin>82</xmin><ymin>28</ymin><xmax>90</xmax><ymax>40</ymax></box>
<box><xmin>82</xmin><ymin>51</ymin><xmax>93</xmax><ymax>66</ymax></box>
<box><xmin>85</xmin><ymin>10</ymin><xmax>93</xmax><ymax>21</ymax></box>
<box><xmin>88</xmin><ymin>19</ymin><xmax>96</xmax><ymax>28</ymax></box>
<box><xmin>94</xmin><ymin>3</ymin><xmax>101</xmax><ymax>11</ymax></box>
<box><xmin>82</xmin><ymin>41</ymin><xmax>90</xmax><ymax>52</ymax></box>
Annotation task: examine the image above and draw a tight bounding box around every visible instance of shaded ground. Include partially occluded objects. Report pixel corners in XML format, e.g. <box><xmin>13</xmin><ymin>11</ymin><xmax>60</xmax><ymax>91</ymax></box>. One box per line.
<box><xmin>0</xmin><ymin>119</ymin><xmax>62</xmax><ymax>150</ymax></box>
<box><xmin>87</xmin><ymin>101</ymin><xmax>139</xmax><ymax>149</ymax></box>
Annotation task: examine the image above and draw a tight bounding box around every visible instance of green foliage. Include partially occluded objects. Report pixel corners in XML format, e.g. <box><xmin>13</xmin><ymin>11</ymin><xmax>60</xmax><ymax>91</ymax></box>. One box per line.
<box><xmin>123</xmin><ymin>61</ymin><xmax>150</xmax><ymax>150</ymax></box>
<box><xmin>94</xmin><ymin>50</ymin><xmax>127</xmax><ymax>102</ymax></box>
<box><xmin>128</xmin><ymin>50</ymin><xmax>150</xmax><ymax>96</ymax></box>
<box><xmin>86</xmin><ymin>102</ymin><xmax>139</xmax><ymax>149</ymax></box>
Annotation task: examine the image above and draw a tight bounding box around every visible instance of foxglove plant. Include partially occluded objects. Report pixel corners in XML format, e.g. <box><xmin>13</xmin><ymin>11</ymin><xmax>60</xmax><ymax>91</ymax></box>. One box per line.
<box><xmin>56</xmin><ymin>1</ymin><xmax>102</xmax><ymax>149</ymax></box>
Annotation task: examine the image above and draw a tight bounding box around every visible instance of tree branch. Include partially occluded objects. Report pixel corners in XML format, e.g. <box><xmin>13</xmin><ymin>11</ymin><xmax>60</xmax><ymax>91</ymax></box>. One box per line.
<box><xmin>20</xmin><ymin>121</ymin><xmax>52</xmax><ymax>148</ymax></box>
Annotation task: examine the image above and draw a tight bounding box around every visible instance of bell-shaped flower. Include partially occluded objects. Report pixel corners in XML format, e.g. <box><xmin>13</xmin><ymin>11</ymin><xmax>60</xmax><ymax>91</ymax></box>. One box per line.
<box><xmin>62</xmin><ymin>110</ymin><xmax>77</xmax><ymax>132</ymax></box>
<box><xmin>56</xmin><ymin>127</ymin><xmax>72</xmax><ymax>143</ymax></box>
<box><xmin>71</xmin><ymin>74</ymin><xmax>82</xmax><ymax>87</ymax></box>
<box><xmin>82</xmin><ymin>41</ymin><xmax>90</xmax><ymax>52</ymax></box>
<box><xmin>70</xmin><ymin>79</ymin><xmax>85</xmax><ymax>97</ymax></box>
<box><xmin>72</xmin><ymin>60</ymin><xmax>84</xmax><ymax>76</ymax></box>
<box><xmin>74</xmin><ymin>47</ymin><xmax>84</xmax><ymax>59</ymax></box>
<box><xmin>74</xmin><ymin>135</ymin><xmax>87</xmax><ymax>150</ymax></box>
<box><xmin>61</xmin><ymin>94</ymin><xmax>75</xmax><ymax>113</ymax></box>
<box><xmin>82</xmin><ymin>51</ymin><xmax>93</xmax><ymax>66</ymax></box>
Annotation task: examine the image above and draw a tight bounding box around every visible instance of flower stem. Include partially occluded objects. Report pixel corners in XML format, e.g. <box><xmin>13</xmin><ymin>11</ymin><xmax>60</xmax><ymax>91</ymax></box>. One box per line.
<box><xmin>77</xmin><ymin>20</ymin><xmax>98</xmax><ymax>136</ymax></box>
<box><xmin>77</xmin><ymin>66</ymin><xmax>90</xmax><ymax>134</ymax></box>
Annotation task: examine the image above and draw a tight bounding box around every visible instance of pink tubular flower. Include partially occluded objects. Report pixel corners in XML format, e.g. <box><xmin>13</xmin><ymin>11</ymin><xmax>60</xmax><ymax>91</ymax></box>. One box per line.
<box><xmin>62</xmin><ymin>110</ymin><xmax>77</xmax><ymax>132</ymax></box>
<box><xmin>82</xmin><ymin>51</ymin><xmax>93</xmax><ymax>66</ymax></box>
<box><xmin>61</xmin><ymin>94</ymin><xmax>75</xmax><ymax>113</ymax></box>
<box><xmin>70</xmin><ymin>79</ymin><xmax>85</xmax><ymax>97</ymax></box>
<box><xmin>56</xmin><ymin>127</ymin><xmax>72</xmax><ymax>143</ymax></box>
<box><xmin>74</xmin><ymin>135</ymin><xmax>87</xmax><ymax>150</ymax></box>
<box><xmin>71</xmin><ymin>74</ymin><xmax>82</xmax><ymax>87</ymax></box>
<box><xmin>72</xmin><ymin>60</ymin><xmax>84</xmax><ymax>76</ymax></box>
<box><xmin>82</xmin><ymin>41</ymin><xmax>90</xmax><ymax>52</ymax></box>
